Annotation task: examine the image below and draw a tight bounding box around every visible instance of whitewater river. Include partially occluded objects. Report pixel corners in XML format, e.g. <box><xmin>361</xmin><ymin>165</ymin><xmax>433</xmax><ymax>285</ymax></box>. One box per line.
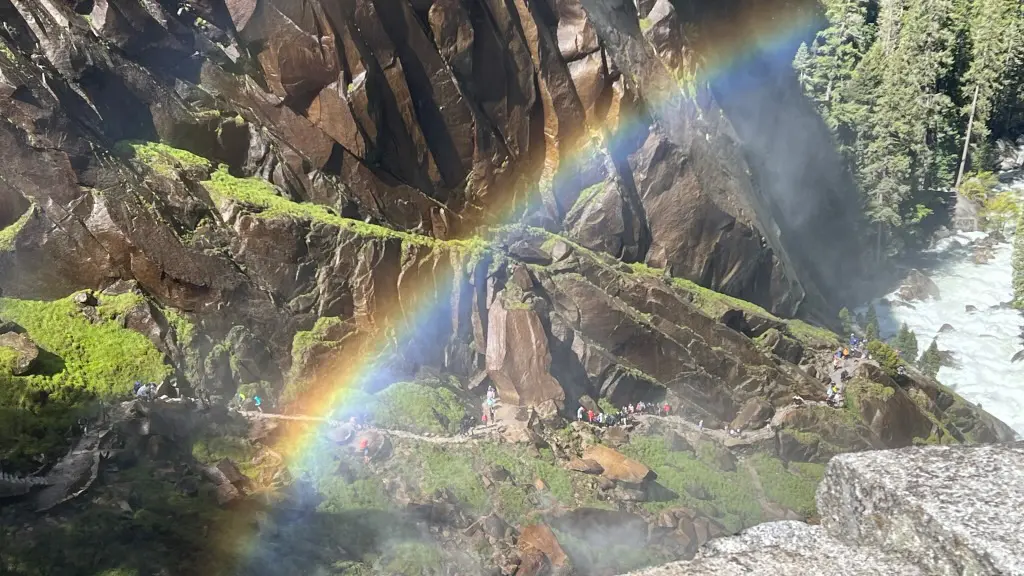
<box><xmin>864</xmin><ymin>225</ymin><xmax>1023</xmax><ymax>436</ymax></box>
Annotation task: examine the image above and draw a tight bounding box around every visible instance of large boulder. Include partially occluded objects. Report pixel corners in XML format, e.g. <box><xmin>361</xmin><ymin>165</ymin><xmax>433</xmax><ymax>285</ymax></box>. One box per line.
<box><xmin>486</xmin><ymin>298</ymin><xmax>565</xmax><ymax>408</ymax></box>
<box><xmin>583</xmin><ymin>444</ymin><xmax>655</xmax><ymax>484</ymax></box>
<box><xmin>730</xmin><ymin>397</ymin><xmax>774</xmax><ymax>432</ymax></box>
<box><xmin>898</xmin><ymin>269</ymin><xmax>941</xmax><ymax>302</ymax></box>
<box><xmin>0</xmin><ymin>331</ymin><xmax>39</xmax><ymax>375</ymax></box>
<box><xmin>818</xmin><ymin>443</ymin><xmax>1024</xmax><ymax>576</ymax></box>
<box><xmin>518</xmin><ymin>523</ymin><xmax>568</xmax><ymax>569</ymax></box>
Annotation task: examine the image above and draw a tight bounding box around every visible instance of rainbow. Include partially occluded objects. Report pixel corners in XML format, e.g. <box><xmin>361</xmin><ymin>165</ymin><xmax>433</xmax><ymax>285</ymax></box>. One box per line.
<box><xmin>229</xmin><ymin>4</ymin><xmax>822</xmax><ymax>570</ymax></box>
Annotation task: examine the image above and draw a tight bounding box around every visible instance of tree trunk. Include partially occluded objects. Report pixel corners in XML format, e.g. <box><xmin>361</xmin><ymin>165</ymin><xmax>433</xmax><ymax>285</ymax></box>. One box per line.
<box><xmin>955</xmin><ymin>84</ymin><xmax>981</xmax><ymax>190</ymax></box>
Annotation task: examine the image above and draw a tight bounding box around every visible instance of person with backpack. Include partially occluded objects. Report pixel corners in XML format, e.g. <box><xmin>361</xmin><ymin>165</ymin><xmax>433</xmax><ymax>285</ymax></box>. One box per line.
<box><xmin>254</xmin><ymin>395</ymin><xmax>263</xmax><ymax>413</ymax></box>
<box><xmin>359</xmin><ymin>437</ymin><xmax>370</xmax><ymax>463</ymax></box>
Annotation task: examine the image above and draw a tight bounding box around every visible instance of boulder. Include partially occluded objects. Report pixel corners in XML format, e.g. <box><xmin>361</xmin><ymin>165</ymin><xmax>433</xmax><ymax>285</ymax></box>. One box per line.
<box><xmin>898</xmin><ymin>270</ymin><xmax>940</xmax><ymax>301</ymax></box>
<box><xmin>938</xmin><ymin>323</ymin><xmax>955</xmax><ymax>334</ymax></box>
<box><xmin>1012</xmin><ymin>350</ymin><xmax>1024</xmax><ymax>363</ymax></box>
<box><xmin>730</xmin><ymin>398</ymin><xmax>774</xmax><ymax>431</ymax></box>
<box><xmin>757</xmin><ymin>328</ymin><xmax>803</xmax><ymax>364</ymax></box>
<box><xmin>665</xmin><ymin>430</ymin><xmax>693</xmax><ymax>453</ymax></box>
<box><xmin>965</xmin><ymin>304</ymin><xmax>978</xmax><ymax>313</ymax></box>
<box><xmin>518</xmin><ymin>523</ymin><xmax>568</xmax><ymax>568</ymax></box>
<box><xmin>583</xmin><ymin>444</ymin><xmax>655</xmax><ymax>484</ymax></box>
<box><xmin>818</xmin><ymin>443</ymin><xmax>1024</xmax><ymax>576</ymax></box>
<box><xmin>566</xmin><ymin>458</ymin><xmax>604</xmax><ymax>475</ymax></box>
<box><xmin>215</xmin><ymin>459</ymin><xmax>248</xmax><ymax>487</ymax></box>
<box><xmin>0</xmin><ymin>332</ymin><xmax>39</xmax><ymax>375</ymax></box>
<box><xmin>486</xmin><ymin>298</ymin><xmax>566</xmax><ymax>407</ymax></box>
<box><xmin>215</xmin><ymin>482</ymin><xmax>241</xmax><ymax>506</ymax></box>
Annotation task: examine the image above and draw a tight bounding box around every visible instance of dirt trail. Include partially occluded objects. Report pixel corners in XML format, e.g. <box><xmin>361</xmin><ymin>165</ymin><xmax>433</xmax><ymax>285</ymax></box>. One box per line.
<box><xmin>237</xmin><ymin>410</ymin><xmax>503</xmax><ymax>445</ymax></box>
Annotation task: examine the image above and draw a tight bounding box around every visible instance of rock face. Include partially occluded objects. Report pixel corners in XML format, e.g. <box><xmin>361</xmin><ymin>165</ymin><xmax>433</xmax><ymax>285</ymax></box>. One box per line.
<box><xmin>486</xmin><ymin>298</ymin><xmax>565</xmax><ymax>408</ymax></box>
<box><xmin>898</xmin><ymin>269</ymin><xmax>941</xmax><ymax>302</ymax></box>
<box><xmin>818</xmin><ymin>442</ymin><xmax>1024</xmax><ymax>576</ymax></box>
<box><xmin>0</xmin><ymin>0</ymin><xmax>864</xmax><ymax>327</ymax></box>
<box><xmin>620</xmin><ymin>443</ymin><xmax>1024</xmax><ymax>576</ymax></box>
<box><xmin>0</xmin><ymin>331</ymin><xmax>39</xmax><ymax>375</ymax></box>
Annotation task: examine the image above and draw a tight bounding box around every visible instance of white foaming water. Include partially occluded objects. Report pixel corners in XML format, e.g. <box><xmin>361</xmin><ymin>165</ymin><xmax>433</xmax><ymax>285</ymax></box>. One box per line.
<box><xmin>867</xmin><ymin>231</ymin><xmax>1024</xmax><ymax>436</ymax></box>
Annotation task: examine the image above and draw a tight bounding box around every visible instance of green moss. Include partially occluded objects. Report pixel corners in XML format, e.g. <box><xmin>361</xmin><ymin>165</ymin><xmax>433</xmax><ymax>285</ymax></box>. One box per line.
<box><xmin>0</xmin><ymin>41</ymin><xmax>14</xmax><ymax>61</ymax></box>
<box><xmin>787</xmin><ymin>320</ymin><xmax>841</xmax><ymax>348</ymax></box>
<box><xmin>621</xmin><ymin>436</ymin><xmax>761</xmax><ymax>532</ymax></box>
<box><xmin>191</xmin><ymin>435</ymin><xmax>259</xmax><ymax>479</ymax></box>
<box><xmin>377</xmin><ymin>542</ymin><xmax>442</xmax><ymax>576</ymax></box>
<box><xmin>0</xmin><ymin>207</ymin><xmax>32</xmax><ymax>252</ymax></box>
<box><xmin>290</xmin><ymin>317</ymin><xmax>344</xmax><ymax>369</ymax></box>
<box><xmin>844</xmin><ymin>377</ymin><xmax>894</xmax><ymax>413</ymax></box>
<box><xmin>565</xmin><ymin>183</ymin><xmax>606</xmax><ymax>222</ymax></box>
<box><xmin>481</xmin><ymin>444</ymin><xmax>574</xmax><ymax>514</ymax></box>
<box><xmin>417</xmin><ymin>446</ymin><xmax>488</xmax><ymax>514</ymax></box>
<box><xmin>95</xmin><ymin>292</ymin><xmax>148</xmax><ymax>319</ymax></box>
<box><xmin>747</xmin><ymin>454</ymin><xmax>821</xmax><ymax>517</ymax></box>
<box><xmin>117</xmin><ymin>141</ymin><xmax>212</xmax><ymax>177</ymax></box>
<box><xmin>0</xmin><ymin>294</ymin><xmax>171</xmax><ymax>400</ymax></box>
<box><xmin>371</xmin><ymin>381</ymin><xmax>466</xmax><ymax>435</ymax></box>
<box><xmin>164</xmin><ymin>309</ymin><xmax>195</xmax><ymax>347</ymax></box>
<box><xmin>639</xmin><ymin>17</ymin><xmax>653</xmax><ymax>31</ymax></box>
<box><xmin>0</xmin><ymin>346</ymin><xmax>18</xmax><ymax>373</ymax></box>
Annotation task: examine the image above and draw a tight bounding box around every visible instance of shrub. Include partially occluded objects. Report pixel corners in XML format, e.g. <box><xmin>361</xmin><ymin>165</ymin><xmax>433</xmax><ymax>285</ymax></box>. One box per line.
<box><xmin>372</xmin><ymin>381</ymin><xmax>466</xmax><ymax>435</ymax></box>
<box><xmin>866</xmin><ymin>340</ymin><xmax>901</xmax><ymax>378</ymax></box>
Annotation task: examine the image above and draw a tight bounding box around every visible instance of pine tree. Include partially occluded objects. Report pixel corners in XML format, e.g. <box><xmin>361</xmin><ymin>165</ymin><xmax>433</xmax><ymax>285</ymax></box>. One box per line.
<box><xmin>838</xmin><ymin>307</ymin><xmax>854</xmax><ymax>334</ymax></box>
<box><xmin>1013</xmin><ymin>210</ymin><xmax>1024</xmax><ymax>309</ymax></box>
<box><xmin>919</xmin><ymin>339</ymin><xmax>943</xmax><ymax>377</ymax></box>
<box><xmin>865</xmin><ymin>304</ymin><xmax>880</xmax><ymax>341</ymax></box>
<box><xmin>893</xmin><ymin>323</ymin><xmax>919</xmax><ymax>360</ymax></box>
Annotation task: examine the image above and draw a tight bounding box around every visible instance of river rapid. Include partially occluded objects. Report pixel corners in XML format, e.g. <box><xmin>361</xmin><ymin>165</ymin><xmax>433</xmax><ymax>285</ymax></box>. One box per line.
<box><xmin>861</xmin><ymin>183</ymin><xmax>1024</xmax><ymax>436</ymax></box>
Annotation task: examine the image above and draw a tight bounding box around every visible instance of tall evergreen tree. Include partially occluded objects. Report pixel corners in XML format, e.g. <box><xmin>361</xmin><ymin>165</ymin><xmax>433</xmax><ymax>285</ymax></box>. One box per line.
<box><xmin>1013</xmin><ymin>210</ymin><xmax>1024</xmax><ymax>309</ymax></box>
<box><xmin>865</xmin><ymin>303</ymin><xmax>880</xmax><ymax>340</ymax></box>
<box><xmin>892</xmin><ymin>322</ymin><xmax>919</xmax><ymax>360</ymax></box>
<box><xmin>919</xmin><ymin>339</ymin><xmax>943</xmax><ymax>377</ymax></box>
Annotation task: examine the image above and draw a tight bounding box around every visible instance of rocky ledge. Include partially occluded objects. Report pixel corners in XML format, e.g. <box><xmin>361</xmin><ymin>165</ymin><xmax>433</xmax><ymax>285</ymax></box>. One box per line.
<box><xmin>621</xmin><ymin>442</ymin><xmax>1024</xmax><ymax>576</ymax></box>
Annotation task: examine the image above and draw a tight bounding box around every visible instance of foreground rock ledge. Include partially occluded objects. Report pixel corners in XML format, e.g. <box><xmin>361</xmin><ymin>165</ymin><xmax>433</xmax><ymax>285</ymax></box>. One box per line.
<box><xmin>620</xmin><ymin>443</ymin><xmax>1024</xmax><ymax>576</ymax></box>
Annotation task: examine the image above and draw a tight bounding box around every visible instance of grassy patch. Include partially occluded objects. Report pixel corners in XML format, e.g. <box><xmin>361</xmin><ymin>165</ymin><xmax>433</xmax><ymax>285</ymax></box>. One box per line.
<box><xmin>0</xmin><ymin>207</ymin><xmax>32</xmax><ymax>252</ymax></box>
<box><xmin>480</xmin><ymin>444</ymin><xmax>575</xmax><ymax>522</ymax></box>
<box><xmin>0</xmin><ymin>294</ymin><xmax>171</xmax><ymax>400</ymax></box>
<box><xmin>191</xmin><ymin>435</ymin><xmax>258</xmax><ymax>479</ymax></box>
<box><xmin>747</xmin><ymin>454</ymin><xmax>821</xmax><ymax>517</ymax></box>
<box><xmin>376</xmin><ymin>541</ymin><xmax>442</xmax><ymax>576</ymax></box>
<box><xmin>206</xmin><ymin>167</ymin><xmax>487</xmax><ymax>258</ymax></box>
<box><xmin>290</xmin><ymin>317</ymin><xmax>344</xmax><ymax>369</ymax></box>
<box><xmin>843</xmin><ymin>377</ymin><xmax>894</xmax><ymax>417</ymax></box>
<box><xmin>621</xmin><ymin>436</ymin><xmax>761</xmax><ymax>532</ymax></box>
<box><xmin>164</xmin><ymin>309</ymin><xmax>196</xmax><ymax>347</ymax></box>
<box><xmin>116</xmin><ymin>141</ymin><xmax>212</xmax><ymax>177</ymax></box>
<box><xmin>787</xmin><ymin>320</ymin><xmax>841</xmax><ymax>348</ymax></box>
<box><xmin>372</xmin><ymin>381</ymin><xmax>466</xmax><ymax>435</ymax></box>
<box><xmin>416</xmin><ymin>445</ymin><xmax>488</xmax><ymax>514</ymax></box>
<box><xmin>0</xmin><ymin>346</ymin><xmax>18</xmax><ymax>373</ymax></box>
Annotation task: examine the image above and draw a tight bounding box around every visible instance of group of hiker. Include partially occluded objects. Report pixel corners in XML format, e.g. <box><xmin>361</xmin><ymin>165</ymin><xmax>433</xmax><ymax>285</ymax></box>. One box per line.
<box><xmin>481</xmin><ymin>385</ymin><xmax>498</xmax><ymax>425</ymax></box>
<box><xmin>237</xmin><ymin>392</ymin><xmax>264</xmax><ymax>413</ymax></box>
<box><xmin>576</xmin><ymin>400</ymin><xmax>671</xmax><ymax>426</ymax></box>
<box><xmin>132</xmin><ymin>381</ymin><xmax>159</xmax><ymax>401</ymax></box>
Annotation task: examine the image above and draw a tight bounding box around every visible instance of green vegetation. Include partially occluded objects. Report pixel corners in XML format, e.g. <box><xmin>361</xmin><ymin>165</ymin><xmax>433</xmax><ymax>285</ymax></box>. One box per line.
<box><xmin>372</xmin><ymin>381</ymin><xmax>465</xmax><ymax>435</ymax></box>
<box><xmin>864</xmin><ymin>304</ymin><xmax>880</xmax><ymax>341</ymax></box>
<box><xmin>0</xmin><ymin>208</ymin><xmax>32</xmax><ymax>252</ymax></box>
<box><xmin>290</xmin><ymin>317</ymin><xmax>345</xmax><ymax>370</ymax></box>
<box><xmin>116</xmin><ymin>141</ymin><xmax>212</xmax><ymax>177</ymax></box>
<box><xmin>163</xmin><ymin>309</ymin><xmax>195</xmax><ymax>347</ymax></box>
<box><xmin>375</xmin><ymin>542</ymin><xmax>442</xmax><ymax>575</ymax></box>
<box><xmin>918</xmin><ymin>338</ymin><xmax>943</xmax><ymax>378</ymax></box>
<box><xmin>838</xmin><ymin>307</ymin><xmax>853</xmax><ymax>335</ymax></box>
<box><xmin>793</xmin><ymin>0</ymin><xmax>1024</xmax><ymax>255</ymax></box>
<box><xmin>481</xmin><ymin>444</ymin><xmax>575</xmax><ymax>520</ymax></box>
<box><xmin>0</xmin><ymin>294</ymin><xmax>170</xmax><ymax>399</ymax></box>
<box><xmin>191</xmin><ymin>434</ymin><xmax>259</xmax><ymax>479</ymax></box>
<box><xmin>565</xmin><ymin>182</ymin><xmax>606</xmax><ymax>223</ymax></box>
<box><xmin>639</xmin><ymin>17</ymin><xmax>653</xmax><ymax>32</ymax></box>
<box><xmin>747</xmin><ymin>454</ymin><xmax>822</xmax><ymax>518</ymax></box>
<box><xmin>891</xmin><ymin>322</ymin><xmax>919</xmax><ymax>361</ymax></box>
<box><xmin>621</xmin><ymin>436</ymin><xmax>761</xmax><ymax>532</ymax></box>
<box><xmin>417</xmin><ymin>445</ymin><xmax>488</xmax><ymax>513</ymax></box>
<box><xmin>868</xmin><ymin>338</ymin><xmax>901</xmax><ymax>379</ymax></box>
<box><xmin>1014</xmin><ymin>210</ymin><xmax>1024</xmax><ymax>309</ymax></box>
<box><xmin>843</xmin><ymin>377</ymin><xmax>895</xmax><ymax>420</ymax></box>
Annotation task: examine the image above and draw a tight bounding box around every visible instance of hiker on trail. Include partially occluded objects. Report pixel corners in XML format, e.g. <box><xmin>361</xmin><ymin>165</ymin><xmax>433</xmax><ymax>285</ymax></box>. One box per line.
<box><xmin>842</xmin><ymin>347</ymin><xmax>850</xmax><ymax>359</ymax></box>
<box><xmin>698</xmin><ymin>419</ymin><xmax>704</xmax><ymax>432</ymax></box>
<box><xmin>359</xmin><ymin>437</ymin><xmax>370</xmax><ymax>463</ymax></box>
<box><xmin>627</xmin><ymin>404</ymin><xmax>634</xmax><ymax>414</ymax></box>
<box><xmin>587</xmin><ymin>409</ymin><xmax>595</xmax><ymax>423</ymax></box>
<box><xmin>238</xmin><ymin>392</ymin><xmax>246</xmax><ymax>408</ymax></box>
<box><xmin>487</xmin><ymin>385</ymin><xmax>496</xmax><ymax>402</ymax></box>
<box><xmin>254</xmin><ymin>395</ymin><xmax>263</xmax><ymax>413</ymax></box>
<box><xmin>133</xmin><ymin>381</ymin><xmax>143</xmax><ymax>395</ymax></box>
<box><xmin>489</xmin><ymin>403</ymin><xmax>496</xmax><ymax>423</ymax></box>
<box><xmin>597</xmin><ymin>412</ymin><xmax>604</xmax><ymax>425</ymax></box>
<box><xmin>577</xmin><ymin>406</ymin><xmax>585</xmax><ymax>421</ymax></box>
<box><xmin>663</xmin><ymin>403</ymin><xmax>670</xmax><ymax>416</ymax></box>
<box><xmin>636</xmin><ymin>401</ymin><xmax>645</xmax><ymax>413</ymax></box>
<box><xmin>850</xmin><ymin>333</ymin><xmax>858</xmax><ymax>347</ymax></box>
<box><xmin>482</xmin><ymin>412</ymin><xmax>488</xmax><ymax>426</ymax></box>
